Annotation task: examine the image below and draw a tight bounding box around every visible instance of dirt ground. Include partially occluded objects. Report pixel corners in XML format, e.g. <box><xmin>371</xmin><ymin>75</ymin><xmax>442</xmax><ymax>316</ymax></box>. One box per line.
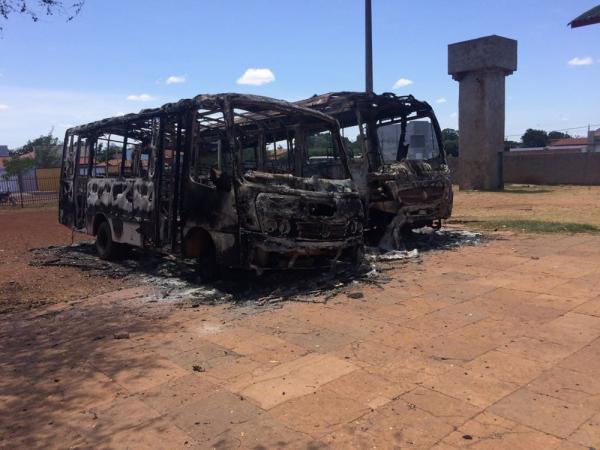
<box><xmin>452</xmin><ymin>184</ymin><xmax>600</xmax><ymax>228</ymax></box>
<box><xmin>0</xmin><ymin>208</ymin><xmax>129</xmax><ymax>314</ymax></box>
<box><xmin>2</xmin><ymin>187</ymin><xmax>600</xmax><ymax>449</ymax></box>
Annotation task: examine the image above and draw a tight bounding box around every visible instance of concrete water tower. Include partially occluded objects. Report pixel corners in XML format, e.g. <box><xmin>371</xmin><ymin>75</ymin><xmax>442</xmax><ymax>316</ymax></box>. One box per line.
<box><xmin>448</xmin><ymin>35</ymin><xmax>517</xmax><ymax>190</ymax></box>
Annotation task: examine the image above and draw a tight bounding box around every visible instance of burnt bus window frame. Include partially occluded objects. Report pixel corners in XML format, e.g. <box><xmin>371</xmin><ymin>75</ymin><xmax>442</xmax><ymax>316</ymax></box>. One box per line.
<box><xmin>375</xmin><ymin>112</ymin><xmax>443</xmax><ymax>165</ymax></box>
<box><xmin>190</xmin><ymin>104</ymin><xmax>352</xmax><ymax>182</ymax></box>
<box><xmin>74</xmin><ymin>119</ymin><xmax>159</xmax><ymax>181</ymax></box>
<box><xmin>294</xmin><ymin>92</ymin><xmax>448</xmax><ymax>172</ymax></box>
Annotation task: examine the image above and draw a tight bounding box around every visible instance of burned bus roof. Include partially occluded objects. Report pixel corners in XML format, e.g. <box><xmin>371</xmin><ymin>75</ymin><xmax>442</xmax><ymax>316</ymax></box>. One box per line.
<box><xmin>66</xmin><ymin>93</ymin><xmax>338</xmax><ymax>135</ymax></box>
<box><xmin>295</xmin><ymin>91</ymin><xmax>435</xmax><ymax>127</ymax></box>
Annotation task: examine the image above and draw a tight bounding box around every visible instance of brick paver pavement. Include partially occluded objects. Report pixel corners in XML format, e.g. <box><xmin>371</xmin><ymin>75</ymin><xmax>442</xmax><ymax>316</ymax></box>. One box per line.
<box><xmin>1</xmin><ymin>231</ymin><xmax>600</xmax><ymax>449</ymax></box>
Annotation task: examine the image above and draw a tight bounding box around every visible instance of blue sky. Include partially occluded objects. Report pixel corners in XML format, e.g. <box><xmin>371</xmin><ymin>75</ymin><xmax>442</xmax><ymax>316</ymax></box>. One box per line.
<box><xmin>0</xmin><ymin>0</ymin><xmax>599</xmax><ymax>147</ymax></box>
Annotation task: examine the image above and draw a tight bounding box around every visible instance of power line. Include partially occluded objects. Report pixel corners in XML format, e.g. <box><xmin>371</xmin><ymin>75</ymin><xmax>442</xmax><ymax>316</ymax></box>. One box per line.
<box><xmin>504</xmin><ymin>123</ymin><xmax>600</xmax><ymax>139</ymax></box>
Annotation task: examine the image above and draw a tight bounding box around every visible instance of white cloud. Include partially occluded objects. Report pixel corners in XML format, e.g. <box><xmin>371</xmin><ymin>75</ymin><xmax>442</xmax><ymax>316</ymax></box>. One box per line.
<box><xmin>568</xmin><ymin>56</ymin><xmax>593</xmax><ymax>66</ymax></box>
<box><xmin>392</xmin><ymin>78</ymin><xmax>413</xmax><ymax>89</ymax></box>
<box><xmin>450</xmin><ymin>112</ymin><xmax>458</xmax><ymax>118</ymax></box>
<box><xmin>166</xmin><ymin>75</ymin><xmax>186</xmax><ymax>85</ymax></box>
<box><xmin>0</xmin><ymin>104</ymin><xmax>8</xmax><ymax>110</ymax></box>
<box><xmin>236</xmin><ymin>68</ymin><xmax>275</xmax><ymax>86</ymax></box>
<box><xmin>436</xmin><ymin>97</ymin><xmax>447</xmax><ymax>104</ymax></box>
<box><xmin>126</xmin><ymin>94</ymin><xmax>155</xmax><ymax>101</ymax></box>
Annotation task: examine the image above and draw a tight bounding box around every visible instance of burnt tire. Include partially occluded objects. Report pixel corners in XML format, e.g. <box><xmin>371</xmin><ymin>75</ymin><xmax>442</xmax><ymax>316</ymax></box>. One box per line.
<box><xmin>197</xmin><ymin>248</ymin><xmax>219</xmax><ymax>282</ymax></box>
<box><xmin>95</xmin><ymin>221</ymin><xmax>118</xmax><ymax>260</ymax></box>
<box><xmin>351</xmin><ymin>245</ymin><xmax>365</xmax><ymax>268</ymax></box>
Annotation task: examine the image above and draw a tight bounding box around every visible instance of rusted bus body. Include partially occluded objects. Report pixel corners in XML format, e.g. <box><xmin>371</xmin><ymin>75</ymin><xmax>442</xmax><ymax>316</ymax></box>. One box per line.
<box><xmin>297</xmin><ymin>92</ymin><xmax>453</xmax><ymax>245</ymax></box>
<box><xmin>59</xmin><ymin>94</ymin><xmax>363</xmax><ymax>273</ymax></box>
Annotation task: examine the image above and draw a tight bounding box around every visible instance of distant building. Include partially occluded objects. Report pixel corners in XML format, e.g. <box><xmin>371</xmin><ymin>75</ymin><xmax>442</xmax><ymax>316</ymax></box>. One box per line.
<box><xmin>0</xmin><ymin>145</ymin><xmax>9</xmax><ymax>177</ymax></box>
<box><xmin>511</xmin><ymin>128</ymin><xmax>600</xmax><ymax>153</ymax></box>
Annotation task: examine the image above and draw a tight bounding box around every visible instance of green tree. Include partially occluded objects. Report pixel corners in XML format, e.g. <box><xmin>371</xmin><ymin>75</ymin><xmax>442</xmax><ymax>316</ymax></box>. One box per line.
<box><xmin>442</xmin><ymin>128</ymin><xmax>459</xmax><ymax>156</ymax></box>
<box><xmin>342</xmin><ymin>136</ymin><xmax>361</xmax><ymax>157</ymax></box>
<box><xmin>3</xmin><ymin>155</ymin><xmax>35</xmax><ymax>178</ymax></box>
<box><xmin>548</xmin><ymin>131</ymin><xmax>572</xmax><ymax>141</ymax></box>
<box><xmin>20</xmin><ymin>131</ymin><xmax>63</xmax><ymax>168</ymax></box>
<box><xmin>95</xmin><ymin>143</ymin><xmax>122</xmax><ymax>163</ymax></box>
<box><xmin>504</xmin><ymin>140</ymin><xmax>520</xmax><ymax>151</ymax></box>
<box><xmin>306</xmin><ymin>132</ymin><xmax>334</xmax><ymax>157</ymax></box>
<box><xmin>3</xmin><ymin>155</ymin><xmax>35</xmax><ymax>197</ymax></box>
<box><xmin>521</xmin><ymin>129</ymin><xmax>548</xmax><ymax>148</ymax></box>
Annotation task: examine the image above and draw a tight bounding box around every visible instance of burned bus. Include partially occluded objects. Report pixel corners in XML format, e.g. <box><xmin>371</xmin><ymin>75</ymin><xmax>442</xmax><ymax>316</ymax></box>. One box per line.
<box><xmin>297</xmin><ymin>92</ymin><xmax>453</xmax><ymax>248</ymax></box>
<box><xmin>59</xmin><ymin>94</ymin><xmax>363</xmax><ymax>276</ymax></box>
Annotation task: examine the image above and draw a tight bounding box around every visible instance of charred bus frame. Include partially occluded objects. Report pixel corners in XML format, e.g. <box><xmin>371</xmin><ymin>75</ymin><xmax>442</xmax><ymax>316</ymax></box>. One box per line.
<box><xmin>297</xmin><ymin>91</ymin><xmax>453</xmax><ymax>247</ymax></box>
<box><xmin>59</xmin><ymin>94</ymin><xmax>363</xmax><ymax>275</ymax></box>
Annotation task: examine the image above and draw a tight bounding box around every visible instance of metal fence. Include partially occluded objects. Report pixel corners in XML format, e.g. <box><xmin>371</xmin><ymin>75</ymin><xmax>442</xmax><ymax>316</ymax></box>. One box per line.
<box><xmin>0</xmin><ymin>175</ymin><xmax>60</xmax><ymax>208</ymax></box>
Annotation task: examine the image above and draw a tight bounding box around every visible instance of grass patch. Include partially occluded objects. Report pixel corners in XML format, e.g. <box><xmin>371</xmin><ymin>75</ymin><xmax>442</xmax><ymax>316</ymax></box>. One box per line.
<box><xmin>451</xmin><ymin>219</ymin><xmax>600</xmax><ymax>234</ymax></box>
<box><xmin>502</xmin><ymin>188</ymin><xmax>553</xmax><ymax>194</ymax></box>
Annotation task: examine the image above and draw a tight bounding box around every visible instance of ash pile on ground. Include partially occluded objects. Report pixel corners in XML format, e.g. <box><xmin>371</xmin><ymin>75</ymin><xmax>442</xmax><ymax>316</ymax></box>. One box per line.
<box><xmin>367</xmin><ymin>228</ymin><xmax>483</xmax><ymax>261</ymax></box>
<box><xmin>29</xmin><ymin>228</ymin><xmax>482</xmax><ymax>307</ymax></box>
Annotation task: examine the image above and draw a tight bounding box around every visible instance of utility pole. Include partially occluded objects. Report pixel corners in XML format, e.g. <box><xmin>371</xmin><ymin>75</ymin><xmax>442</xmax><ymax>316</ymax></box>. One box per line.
<box><xmin>365</xmin><ymin>0</ymin><xmax>373</xmax><ymax>94</ymax></box>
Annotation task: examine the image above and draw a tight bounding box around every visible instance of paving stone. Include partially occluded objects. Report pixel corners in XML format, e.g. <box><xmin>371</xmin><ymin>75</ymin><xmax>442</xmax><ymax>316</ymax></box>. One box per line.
<box><xmin>270</xmin><ymin>388</ymin><xmax>369</xmax><ymax>438</ymax></box>
<box><xmin>523</xmin><ymin>320</ymin><xmax>600</xmax><ymax>350</ymax></box>
<box><xmin>136</xmin><ymin>373</ymin><xmax>220</xmax><ymax>415</ymax></box>
<box><xmin>416</xmin><ymin>330</ymin><xmax>502</xmax><ymax>363</ymax></box>
<box><xmin>69</xmin><ymin>396</ymin><xmax>195</xmax><ymax>448</ymax></box>
<box><xmin>569</xmin><ymin>412</ymin><xmax>600</xmax><ymax>448</ymax></box>
<box><xmin>370</xmin><ymin>295</ymin><xmax>450</xmax><ymax>322</ymax></box>
<box><xmin>463</xmin><ymin>350</ymin><xmax>547</xmax><ymax>384</ymax></box>
<box><xmin>498</xmin><ymin>336</ymin><xmax>575</xmax><ymax>364</ymax></box>
<box><xmin>323</xmin><ymin>368</ymin><xmax>412</xmax><ymax>410</ymax></box>
<box><xmin>170</xmin><ymin>390</ymin><xmax>263</xmax><ymax>443</ymax></box>
<box><xmin>400</xmin><ymin>386</ymin><xmax>481</xmax><ymax>427</ymax></box>
<box><xmin>88</xmin><ymin>350</ymin><xmax>189</xmax><ymax>394</ymax></box>
<box><xmin>445</xmin><ymin>423</ymin><xmax>562</xmax><ymax>450</ymax></box>
<box><xmin>201</xmin><ymin>354</ymin><xmax>264</xmax><ymax>385</ymax></box>
<box><xmin>489</xmin><ymin>388</ymin><xmax>596</xmax><ymax>438</ymax></box>
<box><xmin>206</xmin><ymin>412</ymin><xmax>314</xmax><ymax>449</ymax></box>
<box><xmin>528</xmin><ymin>293</ymin><xmax>589</xmax><ymax>312</ymax></box>
<box><xmin>528</xmin><ymin>367</ymin><xmax>600</xmax><ymax>411</ymax></box>
<box><xmin>273</xmin><ymin>326</ymin><xmax>355</xmax><ymax>353</ymax></box>
<box><xmin>574</xmin><ymin>297</ymin><xmax>600</xmax><ymax>317</ymax></box>
<box><xmin>558</xmin><ymin>339</ymin><xmax>600</xmax><ymax>375</ymax></box>
<box><xmin>421</xmin><ymin>366</ymin><xmax>519</xmax><ymax>408</ymax></box>
<box><xmin>166</xmin><ymin>342</ymin><xmax>232</xmax><ymax>371</ymax></box>
<box><xmin>238</xmin><ymin>353</ymin><xmax>355</xmax><ymax>409</ymax></box>
<box><xmin>550</xmin><ymin>277</ymin><xmax>600</xmax><ymax>301</ymax></box>
<box><xmin>333</xmin><ymin>339</ymin><xmax>400</xmax><ymax>369</ymax></box>
<box><xmin>322</xmin><ymin>399</ymin><xmax>455</xmax><ymax>449</ymax></box>
<box><xmin>553</xmin><ymin>440</ymin><xmax>592</xmax><ymax>450</ymax></box>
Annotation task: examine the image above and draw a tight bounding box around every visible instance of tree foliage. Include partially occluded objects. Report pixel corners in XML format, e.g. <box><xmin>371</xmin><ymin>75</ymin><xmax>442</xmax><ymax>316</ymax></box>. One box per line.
<box><xmin>504</xmin><ymin>140</ymin><xmax>520</xmax><ymax>151</ymax></box>
<box><xmin>521</xmin><ymin>129</ymin><xmax>548</xmax><ymax>148</ymax></box>
<box><xmin>0</xmin><ymin>0</ymin><xmax>84</xmax><ymax>31</ymax></box>
<box><xmin>18</xmin><ymin>131</ymin><xmax>63</xmax><ymax>168</ymax></box>
<box><xmin>3</xmin><ymin>155</ymin><xmax>35</xmax><ymax>178</ymax></box>
<box><xmin>442</xmin><ymin>128</ymin><xmax>459</xmax><ymax>156</ymax></box>
<box><xmin>548</xmin><ymin>131</ymin><xmax>572</xmax><ymax>141</ymax></box>
<box><xmin>95</xmin><ymin>143</ymin><xmax>122</xmax><ymax>163</ymax></box>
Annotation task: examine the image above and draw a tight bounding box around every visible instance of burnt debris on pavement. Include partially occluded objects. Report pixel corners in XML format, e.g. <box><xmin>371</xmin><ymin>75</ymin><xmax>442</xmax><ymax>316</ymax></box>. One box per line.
<box><xmin>29</xmin><ymin>228</ymin><xmax>482</xmax><ymax>307</ymax></box>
